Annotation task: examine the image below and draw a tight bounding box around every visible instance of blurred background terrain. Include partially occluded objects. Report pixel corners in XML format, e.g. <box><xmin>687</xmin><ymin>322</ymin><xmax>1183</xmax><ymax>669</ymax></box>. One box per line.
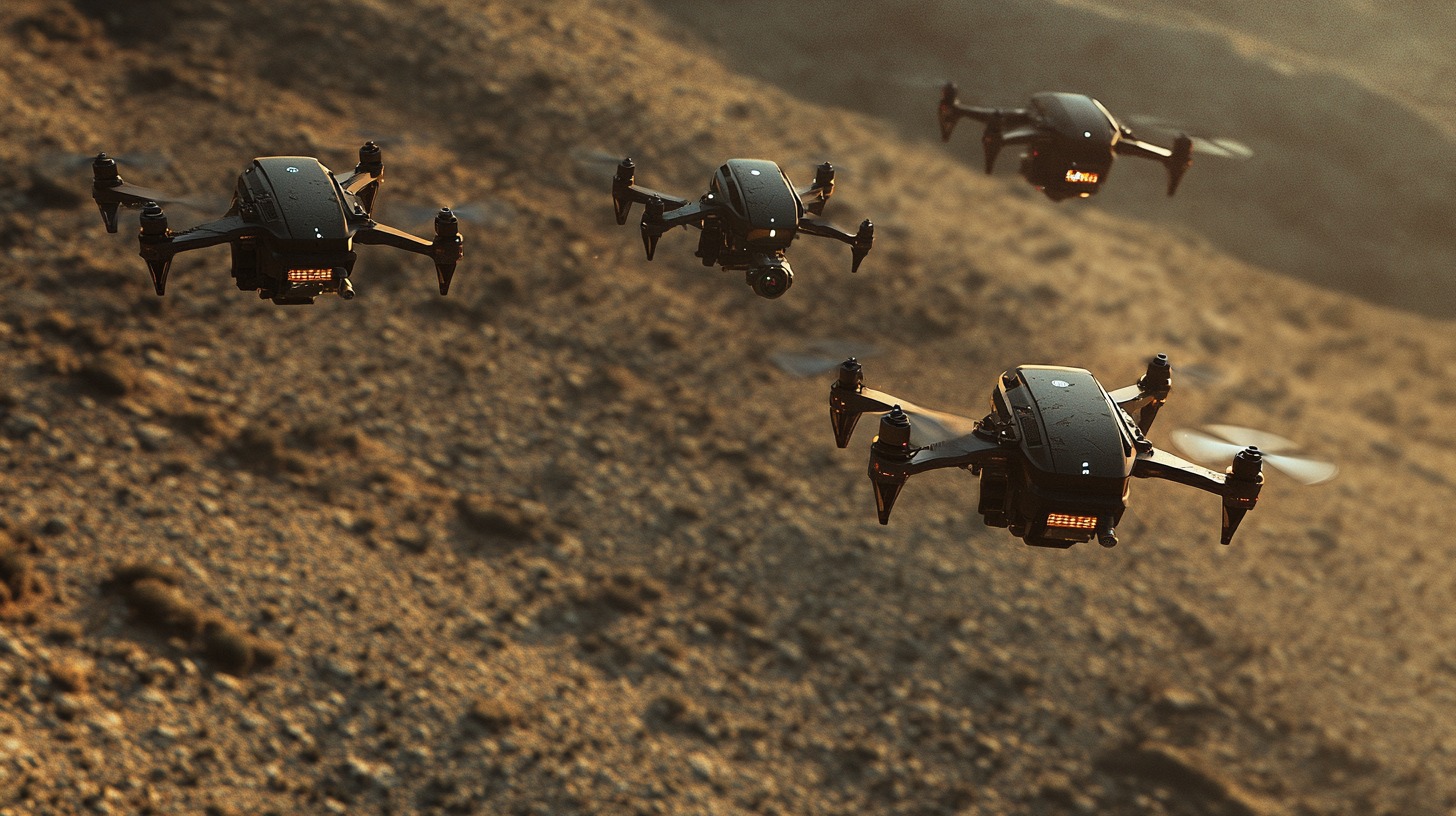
<box><xmin>1</xmin><ymin>1</ymin><xmax>1454</xmax><ymax>813</ymax></box>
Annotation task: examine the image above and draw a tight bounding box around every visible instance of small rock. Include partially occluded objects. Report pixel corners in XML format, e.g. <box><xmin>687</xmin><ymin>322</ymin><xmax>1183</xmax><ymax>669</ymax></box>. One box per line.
<box><xmin>0</xmin><ymin>633</ymin><xmax>32</xmax><ymax>660</ymax></box>
<box><xmin>147</xmin><ymin>725</ymin><xmax>180</xmax><ymax>745</ymax></box>
<box><xmin>687</xmin><ymin>752</ymin><xmax>718</xmax><ymax>782</ymax></box>
<box><xmin>322</xmin><ymin>658</ymin><xmax>358</xmax><ymax>682</ymax></box>
<box><xmin>135</xmin><ymin>423</ymin><xmax>173</xmax><ymax>452</ymax></box>
<box><xmin>456</xmin><ymin>494</ymin><xmax>548</xmax><ymax>540</ymax></box>
<box><xmin>1155</xmin><ymin>686</ymin><xmax>1201</xmax><ymax>712</ymax></box>
<box><xmin>3</xmin><ymin>412</ymin><xmax>47</xmax><ymax>438</ymax></box>
<box><xmin>393</xmin><ymin>523</ymin><xmax>431</xmax><ymax>553</ymax></box>
<box><xmin>344</xmin><ymin>755</ymin><xmax>396</xmax><ymax>788</ymax></box>
<box><xmin>53</xmin><ymin>693</ymin><xmax>84</xmax><ymax>721</ymax></box>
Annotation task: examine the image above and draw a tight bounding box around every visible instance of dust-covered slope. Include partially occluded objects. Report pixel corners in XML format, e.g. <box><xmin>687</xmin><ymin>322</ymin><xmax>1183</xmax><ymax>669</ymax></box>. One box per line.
<box><xmin>1052</xmin><ymin>0</ymin><xmax>1456</xmax><ymax>139</ymax></box>
<box><xmin>654</xmin><ymin>0</ymin><xmax>1456</xmax><ymax>319</ymax></box>
<box><xmin>1</xmin><ymin>1</ymin><xmax>1455</xmax><ymax>814</ymax></box>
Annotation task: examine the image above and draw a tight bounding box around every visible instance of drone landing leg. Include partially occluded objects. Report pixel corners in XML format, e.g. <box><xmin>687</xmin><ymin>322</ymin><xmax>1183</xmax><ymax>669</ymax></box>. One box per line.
<box><xmin>138</xmin><ymin>204</ymin><xmax>175</xmax><ymax>296</ymax></box>
<box><xmin>868</xmin><ymin>408</ymin><xmax>914</xmax><ymax>524</ymax></box>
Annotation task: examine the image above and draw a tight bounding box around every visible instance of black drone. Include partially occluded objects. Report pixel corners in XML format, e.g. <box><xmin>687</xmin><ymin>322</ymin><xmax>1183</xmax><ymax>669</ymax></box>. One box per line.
<box><xmin>91</xmin><ymin>142</ymin><xmax>463</xmax><ymax>305</ymax></box>
<box><xmin>611</xmin><ymin>158</ymin><xmax>873</xmax><ymax>299</ymax></box>
<box><xmin>829</xmin><ymin>354</ymin><xmax>1264</xmax><ymax>548</ymax></box>
<box><xmin>938</xmin><ymin>83</ymin><xmax>1193</xmax><ymax>201</ymax></box>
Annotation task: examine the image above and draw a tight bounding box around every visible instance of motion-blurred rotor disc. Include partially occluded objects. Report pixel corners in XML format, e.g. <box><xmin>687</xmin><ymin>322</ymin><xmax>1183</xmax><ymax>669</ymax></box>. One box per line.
<box><xmin>1170</xmin><ymin>425</ymin><xmax>1338</xmax><ymax>485</ymax></box>
<box><xmin>770</xmin><ymin>339</ymin><xmax>879</xmax><ymax>377</ymax></box>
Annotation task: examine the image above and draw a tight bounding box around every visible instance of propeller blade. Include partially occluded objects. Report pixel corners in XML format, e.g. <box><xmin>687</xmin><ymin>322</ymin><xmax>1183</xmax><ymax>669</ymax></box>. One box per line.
<box><xmin>1190</xmin><ymin>136</ymin><xmax>1255</xmax><ymax>160</ymax></box>
<box><xmin>1171</xmin><ymin>426</ymin><xmax>1337</xmax><ymax>486</ymax></box>
<box><xmin>391</xmin><ymin>199</ymin><xmax>516</xmax><ymax>231</ymax></box>
<box><xmin>44</xmin><ymin>149</ymin><xmax>174</xmax><ymax>173</ymax></box>
<box><xmin>898</xmin><ymin>401</ymin><xmax>982</xmax><ymax>448</ymax></box>
<box><xmin>571</xmin><ymin>146</ymin><xmax>633</xmax><ymax>182</ymax></box>
<box><xmin>1169</xmin><ymin>428</ymin><xmax>1247</xmax><ymax>462</ymax></box>
<box><xmin>1123</xmin><ymin>115</ymin><xmax>1254</xmax><ymax>160</ymax></box>
<box><xmin>771</xmin><ymin>340</ymin><xmax>880</xmax><ymax>377</ymax></box>
<box><xmin>1201</xmin><ymin>424</ymin><xmax>1298</xmax><ymax>454</ymax></box>
<box><xmin>1261</xmin><ymin>454</ymin><xmax>1339</xmax><ymax>486</ymax></box>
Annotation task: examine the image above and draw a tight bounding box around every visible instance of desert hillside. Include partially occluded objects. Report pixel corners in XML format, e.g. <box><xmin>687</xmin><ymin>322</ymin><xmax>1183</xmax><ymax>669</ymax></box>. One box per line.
<box><xmin>1</xmin><ymin>1</ymin><xmax>1454</xmax><ymax>814</ymax></box>
<box><xmin>656</xmin><ymin>0</ymin><xmax>1456</xmax><ymax>317</ymax></box>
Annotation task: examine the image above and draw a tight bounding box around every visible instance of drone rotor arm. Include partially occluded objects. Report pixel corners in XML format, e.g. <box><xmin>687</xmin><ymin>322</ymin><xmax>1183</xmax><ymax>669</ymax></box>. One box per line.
<box><xmin>134</xmin><ymin>212</ymin><xmax>253</xmax><ymax>296</ymax></box>
<box><xmin>795</xmin><ymin>162</ymin><xmax>837</xmax><ymax>215</ymax></box>
<box><xmin>798</xmin><ymin>214</ymin><xmax>874</xmax><ymax>273</ymax></box>
<box><xmin>649</xmin><ymin>199</ymin><xmax>709</xmax><ymax>229</ymax></box>
<box><xmin>864</xmin><ymin>411</ymin><xmax>999</xmax><ymax>525</ymax></box>
<box><xmin>638</xmin><ymin>199</ymin><xmax>709</xmax><ymax>260</ymax></box>
<box><xmin>1108</xmin><ymin>353</ymin><xmax>1173</xmax><ymax>434</ymax></box>
<box><xmin>355</xmin><ymin>222</ymin><xmax>432</xmax><ymax>252</ymax></box>
<box><xmin>338</xmin><ymin>141</ymin><xmax>386</xmax><ymax>213</ymax></box>
<box><xmin>613</xmin><ymin>184</ymin><xmax>689</xmax><ymax>226</ymax></box>
<box><xmin>338</xmin><ymin>170</ymin><xmax>382</xmax><ymax>197</ymax></box>
<box><xmin>356</xmin><ymin>215</ymin><xmax>465</xmax><ymax>295</ymax></box>
<box><xmin>1115</xmin><ymin>136</ymin><xmax>1172</xmax><ymax>161</ymax></box>
<box><xmin>1134</xmin><ymin>446</ymin><xmax>1263</xmax><ymax>544</ymax></box>
<box><xmin>1116</xmin><ymin>134</ymin><xmax>1193</xmax><ymax>195</ymax></box>
<box><xmin>93</xmin><ymin>181</ymin><xmax>182</xmax><ymax>233</ymax></box>
<box><xmin>609</xmin><ymin>157</ymin><xmax>691</xmax><ymax>225</ymax></box>
<box><xmin>937</xmin><ymin>81</ymin><xmax>1027</xmax><ymax>132</ymax></box>
<box><xmin>902</xmin><ymin>432</ymin><xmax>1002</xmax><ymax>474</ymax></box>
<box><xmin>618</xmin><ymin>185</ymin><xmax>688</xmax><ymax>210</ymax></box>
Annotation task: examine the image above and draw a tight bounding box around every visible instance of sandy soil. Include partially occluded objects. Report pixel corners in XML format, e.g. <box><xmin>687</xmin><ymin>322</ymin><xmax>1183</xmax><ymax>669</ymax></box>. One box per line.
<box><xmin>1</xmin><ymin>1</ymin><xmax>1454</xmax><ymax>814</ymax></box>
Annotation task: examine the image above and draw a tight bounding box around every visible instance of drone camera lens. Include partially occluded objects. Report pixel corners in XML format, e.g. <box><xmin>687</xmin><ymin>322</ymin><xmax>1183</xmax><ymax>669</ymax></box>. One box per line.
<box><xmin>748</xmin><ymin>265</ymin><xmax>793</xmax><ymax>299</ymax></box>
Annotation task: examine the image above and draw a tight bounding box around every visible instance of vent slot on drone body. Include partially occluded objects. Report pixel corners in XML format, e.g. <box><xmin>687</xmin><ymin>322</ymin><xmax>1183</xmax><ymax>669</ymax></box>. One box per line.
<box><xmin>1016</xmin><ymin>405</ymin><xmax>1042</xmax><ymax>446</ymax></box>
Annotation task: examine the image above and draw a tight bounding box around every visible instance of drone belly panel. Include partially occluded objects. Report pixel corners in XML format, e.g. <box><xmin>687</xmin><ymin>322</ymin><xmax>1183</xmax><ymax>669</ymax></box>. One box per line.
<box><xmin>250</xmin><ymin>157</ymin><xmax>351</xmax><ymax>248</ymax></box>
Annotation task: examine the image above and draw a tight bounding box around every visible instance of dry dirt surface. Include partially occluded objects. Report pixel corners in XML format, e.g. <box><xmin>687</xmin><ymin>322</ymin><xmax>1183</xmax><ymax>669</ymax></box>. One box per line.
<box><xmin>1</xmin><ymin>1</ymin><xmax>1455</xmax><ymax>814</ymax></box>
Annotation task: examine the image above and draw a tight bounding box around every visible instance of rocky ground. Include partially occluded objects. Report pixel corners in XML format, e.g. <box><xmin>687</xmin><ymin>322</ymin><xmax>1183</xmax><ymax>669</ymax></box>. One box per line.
<box><xmin>1</xmin><ymin>1</ymin><xmax>1455</xmax><ymax>814</ymax></box>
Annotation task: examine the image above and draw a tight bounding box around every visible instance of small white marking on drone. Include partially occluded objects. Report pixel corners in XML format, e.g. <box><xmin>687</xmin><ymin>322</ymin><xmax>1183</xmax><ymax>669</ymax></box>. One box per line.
<box><xmin>286</xmin><ymin>166</ymin><xmax>300</xmax><ymax>173</ymax></box>
<box><xmin>750</xmin><ymin>169</ymin><xmax>761</xmax><ymax>175</ymax></box>
<box><xmin>769</xmin><ymin>229</ymin><xmax>776</xmax><ymax>238</ymax></box>
<box><xmin>1082</xmin><ymin>461</ymin><xmax>1091</xmax><ymax>475</ymax></box>
<box><xmin>1083</xmin><ymin>131</ymin><xmax>1091</xmax><ymax>137</ymax></box>
<box><xmin>314</xmin><ymin>227</ymin><xmax>322</xmax><ymax>237</ymax></box>
<box><xmin>1051</xmin><ymin>379</ymin><xmax>1070</xmax><ymax>388</ymax></box>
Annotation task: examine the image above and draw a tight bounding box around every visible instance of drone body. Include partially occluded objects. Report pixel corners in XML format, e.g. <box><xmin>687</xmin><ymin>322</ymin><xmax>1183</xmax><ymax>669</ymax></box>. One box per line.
<box><xmin>830</xmin><ymin>354</ymin><xmax>1263</xmax><ymax>548</ymax></box>
<box><xmin>938</xmin><ymin>84</ymin><xmax>1193</xmax><ymax>201</ymax></box>
<box><xmin>91</xmin><ymin>142</ymin><xmax>463</xmax><ymax>305</ymax></box>
<box><xmin>611</xmin><ymin>157</ymin><xmax>873</xmax><ymax>298</ymax></box>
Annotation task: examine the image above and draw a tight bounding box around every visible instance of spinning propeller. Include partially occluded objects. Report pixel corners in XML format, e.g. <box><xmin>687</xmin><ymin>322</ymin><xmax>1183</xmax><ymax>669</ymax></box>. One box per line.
<box><xmin>1171</xmin><ymin>424</ymin><xmax>1337</xmax><ymax>485</ymax></box>
<box><xmin>1122</xmin><ymin>115</ymin><xmax>1255</xmax><ymax>161</ymax></box>
<box><xmin>769</xmin><ymin>339</ymin><xmax>879</xmax><ymax>377</ymax></box>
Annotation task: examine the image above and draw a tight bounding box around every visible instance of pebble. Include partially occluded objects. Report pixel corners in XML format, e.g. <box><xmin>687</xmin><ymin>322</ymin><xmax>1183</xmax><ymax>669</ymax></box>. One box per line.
<box><xmin>0</xmin><ymin>634</ymin><xmax>32</xmax><ymax>660</ymax></box>
<box><xmin>147</xmin><ymin>725</ymin><xmax>180</xmax><ymax>745</ymax></box>
<box><xmin>134</xmin><ymin>423</ymin><xmax>173</xmax><ymax>452</ymax></box>
<box><xmin>2</xmin><ymin>411</ymin><xmax>48</xmax><ymax>438</ymax></box>
<box><xmin>687</xmin><ymin>752</ymin><xmax>718</xmax><ymax>782</ymax></box>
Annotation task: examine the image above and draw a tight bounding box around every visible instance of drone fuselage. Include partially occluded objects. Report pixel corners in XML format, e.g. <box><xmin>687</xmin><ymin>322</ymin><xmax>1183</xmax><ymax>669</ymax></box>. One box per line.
<box><xmin>1018</xmin><ymin>93</ymin><xmax>1120</xmax><ymax>201</ymax></box>
<box><xmin>224</xmin><ymin>157</ymin><xmax>372</xmax><ymax>304</ymax></box>
<box><xmin>615</xmin><ymin>155</ymin><xmax>871</xmax><ymax>299</ymax></box>
<box><xmin>93</xmin><ymin>142</ymin><xmax>462</xmax><ymax>303</ymax></box>
<box><xmin>697</xmin><ymin>159</ymin><xmax>803</xmax><ymax>297</ymax></box>
<box><xmin>979</xmin><ymin>365</ymin><xmax>1138</xmax><ymax>547</ymax></box>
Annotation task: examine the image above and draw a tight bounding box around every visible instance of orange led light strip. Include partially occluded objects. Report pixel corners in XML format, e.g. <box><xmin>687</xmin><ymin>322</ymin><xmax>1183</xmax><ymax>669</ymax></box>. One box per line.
<box><xmin>1047</xmin><ymin>513</ymin><xmax>1098</xmax><ymax>530</ymax></box>
<box><xmin>1064</xmin><ymin>170</ymin><xmax>1099</xmax><ymax>183</ymax></box>
<box><xmin>287</xmin><ymin>268</ymin><xmax>333</xmax><ymax>282</ymax></box>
